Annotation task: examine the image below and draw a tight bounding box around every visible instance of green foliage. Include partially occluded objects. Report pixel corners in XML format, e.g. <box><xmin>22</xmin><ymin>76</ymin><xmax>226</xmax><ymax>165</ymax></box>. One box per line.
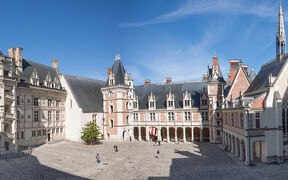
<box><xmin>81</xmin><ymin>121</ymin><xmax>101</xmax><ymax>144</ymax></box>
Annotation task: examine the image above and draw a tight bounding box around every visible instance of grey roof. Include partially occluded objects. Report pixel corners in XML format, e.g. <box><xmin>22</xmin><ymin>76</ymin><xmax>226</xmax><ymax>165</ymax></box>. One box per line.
<box><xmin>245</xmin><ymin>55</ymin><xmax>288</xmax><ymax>94</ymax></box>
<box><xmin>64</xmin><ymin>74</ymin><xmax>106</xmax><ymax>113</ymax></box>
<box><xmin>248</xmin><ymin>68</ymin><xmax>256</xmax><ymax>83</ymax></box>
<box><xmin>109</xmin><ymin>59</ymin><xmax>126</xmax><ymax>86</ymax></box>
<box><xmin>20</xmin><ymin>59</ymin><xmax>60</xmax><ymax>87</ymax></box>
<box><xmin>207</xmin><ymin>65</ymin><xmax>225</xmax><ymax>83</ymax></box>
<box><xmin>134</xmin><ymin>81</ymin><xmax>207</xmax><ymax>110</ymax></box>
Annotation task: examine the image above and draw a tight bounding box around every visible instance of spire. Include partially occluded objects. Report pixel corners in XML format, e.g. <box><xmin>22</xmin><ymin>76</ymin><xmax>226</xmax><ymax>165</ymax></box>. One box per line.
<box><xmin>276</xmin><ymin>1</ymin><xmax>286</xmax><ymax>58</ymax></box>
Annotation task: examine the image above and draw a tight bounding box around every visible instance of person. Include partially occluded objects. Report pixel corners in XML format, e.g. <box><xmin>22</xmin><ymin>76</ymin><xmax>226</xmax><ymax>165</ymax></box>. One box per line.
<box><xmin>113</xmin><ymin>145</ymin><xmax>116</xmax><ymax>151</ymax></box>
<box><xmin>224</xmin><ymin>145</ymin><xmax>228</xmax><ymax>152</ymax></box>
<box><xmin>96</xmin><ymin>153</ymin><xmax>100</xmax><ymax>164</ymax></box>
<box><xmin>115</xmin><ymin>145</ymin><xmax>118</xmax><ymax>152</ymax></box>
<box><xmin>158</xmin><ymin>141</ymin><xmax>161</xmax><ymax>146</ymax></box>
<box><xmin>155</xmin><ymin>150</ymin><xmax>160</xmax><ymax>159</ymax></box>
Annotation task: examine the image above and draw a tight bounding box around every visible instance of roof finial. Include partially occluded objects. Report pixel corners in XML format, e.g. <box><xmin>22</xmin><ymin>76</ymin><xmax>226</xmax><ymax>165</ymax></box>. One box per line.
<box><xmin>115</xmin><ymin>49</ymin><xmax>121</xmax><ymax>61</ymax></box>
<box><xmin>214</xmin><ymin>51</ymin><xmax>217</xmax><ymax>57</ymax></box>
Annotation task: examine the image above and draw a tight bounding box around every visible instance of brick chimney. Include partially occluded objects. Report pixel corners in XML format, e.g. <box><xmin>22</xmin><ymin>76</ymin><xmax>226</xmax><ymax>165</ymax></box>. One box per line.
<box><xmin>144</xmin><ymin>79</ymin><xmax>151</xmax><ymax>85</ymax></box>
<box><xmin>228</xmin><ymin>59</ymin><xmax>240</xmax><ymax>85</ymax></box>
<box><xmin>166</xmin><ymin>77</ymin><xmax>172</xmax><ymax>83</ymax></box>
<box><xmin>213</xmin><ymin>56</ymin><xmax>218</xmax><ymax>67</ymax></box>
<box><xmin>202</xmin><ymin>74</ymin><xmax>208</xmax><ymax>80</ymax></box>
<box><xmin>107</xmin><ymin>68</ymin><xmax>112</xmax><ymax>76</ymax></box>
<box><xmin>9</xmin><ymin>47</ymin><xmax>23</xmax><ymax>71</ymax></box>
<box><xmin>242</xmin><ymin>65</ymin><xmax>248</xmax><ymax>75</ymax></box>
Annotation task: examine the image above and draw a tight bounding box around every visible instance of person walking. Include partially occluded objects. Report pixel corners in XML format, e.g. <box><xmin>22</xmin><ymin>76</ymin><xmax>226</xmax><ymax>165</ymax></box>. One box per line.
<box><xmin>96</xmin><ymin>153</ymin><xmax>100</xmax><ymax>164</ymax></box>
<box><xmin>115</xmin><ymin>145</ymin><xmax>118</xmax><ymax>152</ymax></box>
<box><xmin>155</xmin><ymin>150</ymin><xmax>160</xmax><ymax>159</ymax></box>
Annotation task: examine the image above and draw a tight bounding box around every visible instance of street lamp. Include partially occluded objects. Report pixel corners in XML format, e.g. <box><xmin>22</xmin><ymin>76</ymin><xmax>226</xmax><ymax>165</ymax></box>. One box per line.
<box><xmin>245</xmin><ymin>108</ymin><xmax>251</xmax><ymax>166</ymax></box>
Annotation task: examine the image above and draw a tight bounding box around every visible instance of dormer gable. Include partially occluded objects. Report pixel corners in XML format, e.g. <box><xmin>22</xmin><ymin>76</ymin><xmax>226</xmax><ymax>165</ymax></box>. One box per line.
<box><xmin>133</xmin><ymin>94</ymin><xmax>138</xmax><ymax>110</ymax></box>
<box><xmin>53</xmin><ymin>76</ymin><xmax>61</xmax><ymax>89</ymax></box>
<box><xmin>44</xmin><ymin>72</ymin><xmax>52</xmax><ymax>88</ymax></box>
<box><xmin>148</xmin><ymin>92</ymin><xmax>156</xmax><ymax>110</ymax></box>
<box><xmin>183</xmin><ymin>89</ymin><xmax>191</xmax><ymax>109</ymax></box>
<box><xmin>167</xmin><ymin>90</ymin><xmax>175</xmax><ymax>109</ymax></box>
<box><xmin>30</xmin><ymin>68</ymin><xmax>39</xmax><ymax>86</ymax></box>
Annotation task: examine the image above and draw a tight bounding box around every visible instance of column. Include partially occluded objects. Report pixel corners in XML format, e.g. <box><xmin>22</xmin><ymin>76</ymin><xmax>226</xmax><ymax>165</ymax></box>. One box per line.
<box><xmin>234</xmin><ymin>138</ymin><xmax>238</xmax><ymax>157</ymax></box>
<box><xmin>131</xmin><ymin>128</ymin><xmax>135</xmax><ymax>141</ymax></box>
<box><xmin>146</xmin><ymin>128</ymin><xmax>149</xmax><ymax>141</ymax></box>
<box><xmin>167</xmin><ymin>128</ymin><xmax>170</xmax><ymax>142</ymax></box>
<box><xmin>183</xmin><ymin>128</ymin><xmax>186</xmax><ymax>143</ymax></box>
<box><xmin>200</xmin><ymin>127</ymin><xmax>203</xmax><ymax>142</ymax></box>
<box><xmin>175</xmin><ymin>128</ymin><xmax>178</xmax><ymax>142</ymax></box>
<box><xmin>231</xmin><ymin>137</ymin><xmax>235</xmax><ymax>154</ymax></box>
<box><xmin>158</xmin><ymin>127</ymin><xmax>161</xmax><ymax>141</ymax></box>
<box><xmin>191</xmin><ymin>127</ymin><xmax>194</xmax><ymax>142</ymax></box>
<box><xmin>138</xmin><ymin>127</ymin><xmax>142</xmax><ymax>141</ymax></box>
<box><xmin>245</xmin><ymin>139</ymin><xmax>253</xmax><ymax>165</ymax></box>
<box><xmin>239</xmin><ymin>140</ymin><xmax>244</xmax><ymax>161</ymax></box>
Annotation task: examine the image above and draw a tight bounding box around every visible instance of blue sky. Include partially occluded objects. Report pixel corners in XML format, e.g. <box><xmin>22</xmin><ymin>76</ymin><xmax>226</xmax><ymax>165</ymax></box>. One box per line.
<box><xmin>0</xmin><ymin>0</ymin><xmax>284</xmax><ymax>85</ymax></box>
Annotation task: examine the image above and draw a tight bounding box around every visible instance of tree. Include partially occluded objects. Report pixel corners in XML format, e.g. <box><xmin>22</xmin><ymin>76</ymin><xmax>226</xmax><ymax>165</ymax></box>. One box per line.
<box><xmin>81</xmin><ymin>121</ymin><xmax>101</xmax><ymax>144</ymax></box>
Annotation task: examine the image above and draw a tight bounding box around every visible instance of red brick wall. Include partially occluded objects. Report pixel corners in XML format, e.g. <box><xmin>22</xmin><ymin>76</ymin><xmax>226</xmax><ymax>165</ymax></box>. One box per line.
<box><xmin>227</xmin><ymin>68</ymin><xmax>250</xmax><ymax>101</ymax></box>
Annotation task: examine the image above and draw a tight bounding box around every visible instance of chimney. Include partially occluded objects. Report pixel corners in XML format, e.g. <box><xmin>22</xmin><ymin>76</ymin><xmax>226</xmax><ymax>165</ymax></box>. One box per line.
<box><xmin>229</xmin><ymin>59</ymin><xmax>240</xmax><ymax>85</ymax></box>
<box><xmin>166</xmin><ymin>77</ymin><xmax>172</xmax><ymax>83</ymax></box>
<box><xmin>107</xmin><ymin>68</ymin><xmax>112</xmax><ymax>76</ymax></box>
<box><xmin>9</xmin><ymin>47</ymin><xmax>23</xmax><ymax>71</ymax></box>
<box><xmin>242</xmin><ymin>65</ymin><xmax>248</xmax><ymax>75</ymax></box>
<box><xmin>52</xmin><ymin>59</ymin><xmax>58</xmax><ymax>69</ymax></box>
<box><xmin>8</xmin><ymin>47</ymin><xmax>15</xmax><ymax>58</ymax></box>
<box><xmin>213</xmin><ymin>56</ymin><xmax>218</xmax><ymax>67</ymax></box>
<box><xmin>202</xmin><ymin>74</ymin><xmax>208</xmax><ymax>80</ymax></box>
<box><xmin>144</xmin><ymin>79</ymin><xmax>151</xmax><ymax>85</ymax></box>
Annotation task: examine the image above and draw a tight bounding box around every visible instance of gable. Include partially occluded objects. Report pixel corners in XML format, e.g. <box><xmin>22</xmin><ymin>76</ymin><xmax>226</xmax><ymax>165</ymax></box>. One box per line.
<box><xmin>227</xmin><ymin>67</ymin><xmax>250</xmax><ymax>101</ymax></box>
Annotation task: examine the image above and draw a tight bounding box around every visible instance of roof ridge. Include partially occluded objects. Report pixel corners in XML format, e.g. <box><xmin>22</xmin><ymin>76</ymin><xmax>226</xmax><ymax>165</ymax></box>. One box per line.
<box><xmin>63</xmin><ymin>74</ymin><xmax>106</xmax><ymax>83</ymax></box>
<box><xmin>135</xmin><ymin>80</ymin><xmax>205</xmax><ymax>87</ymax></box>
<box><xmin>23</xmin><ymin>59</ymin><xmax>54</xmax><ymax>69</ymax></box>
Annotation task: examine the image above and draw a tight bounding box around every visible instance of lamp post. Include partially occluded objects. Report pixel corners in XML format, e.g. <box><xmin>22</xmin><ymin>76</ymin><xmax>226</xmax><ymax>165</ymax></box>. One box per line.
<box><xmin>245</xmin><ymin>108</ymin><xmax>251</xmax><ymax>166</ymax></box>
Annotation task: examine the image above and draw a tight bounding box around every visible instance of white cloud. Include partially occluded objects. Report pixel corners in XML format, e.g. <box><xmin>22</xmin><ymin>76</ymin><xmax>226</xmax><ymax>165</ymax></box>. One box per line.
<box><xmin>119</xmin><ymin>0</ymin><xmax>278</xmax><ymax>28</ymax></box>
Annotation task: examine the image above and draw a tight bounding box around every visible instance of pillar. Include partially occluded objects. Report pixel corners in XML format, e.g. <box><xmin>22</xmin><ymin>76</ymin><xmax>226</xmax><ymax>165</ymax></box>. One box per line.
<box><xmin>158</xmin><ymin>127</ymin><xmax>161</xmax><ymax>141</ymax></box>
<box><xmin>234</xmin><ymin>138</ymin><xmax>238</xmax><ymax>157</ymax></box>
<box><xmin>183</xmin><ymin>128</ymin><xmax>186</xmax><ymax>142</ymax></box>
<box><xmin>231</xmin><ymin>137</ymin><xmax>235</xmax><ymax>154</ymax></box>
<box><xmin>200</xmin><ymin>127</ymin><xmax>203</xmax><ymax>142</ymax></box>
<box><xmin>245</xmin><ymin>139</ymin><xmax>253</xmax><ymax>165</ymax></box>
<box><xmin>139</xmin><ymin>127</ymin><xmax>141</xmax><ymax>141</ymax></box>
<box><xmin>191</xmin><ymin>127</ymin><xmax>194</xmax><ymax>142</ymax></box>
<box><xmin>239</xmin><ymin>140</ymin><xmax>244</xmax><ymax>161</ymax></box>
<box><xmin>175</xmin><ymin>128</ymin><xmax>178</xmax><ymax>142</ymax></box>
<box><xmin>167</xmin><ymin>128</ymin><xmax>170</xmax><ymax>142</ymax></box>
<box><xmin>146</xmin><ymin>128</ymin><xmax>149</xmax><ymax>141</ymax></box>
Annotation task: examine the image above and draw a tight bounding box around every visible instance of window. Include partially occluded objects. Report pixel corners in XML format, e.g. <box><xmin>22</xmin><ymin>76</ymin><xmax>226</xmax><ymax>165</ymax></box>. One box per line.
<box><xmin>217</xmin><ymin>102</ymin><xmax>220</xmax><ymax>108</ymax></box>
<box><xmin>149</xmin><ymin>102</ymin><xmax>155</xmax><ymax>108</ymax></box>
<box><xmin>60</xmin><ymin>128</ymin><xmax>63</xmax><ymax>133</ymax></box>
<box><xmin>202</xmin><ymin>99</ymin><xmax>207</xmax><ymax>105</ymax></box>
<box><xmin>33</xmin><ymin>80</ymin><xmax>38</xmax><ymax>86</ymax></box>
<box><xmin>56</xmin><ymin>100</ymin><xmax>60</xmax><ymax>107</ymax></box>
<box><xmin>231</xmin><ymin>112</ymin><xmax>234</xmax><ymax>126</ymax></box>
<box><xmin>184</xmin><ymin>100</ymin><xmax>190</xmax><ymax>106</ymax></box>
<box><xmin>4</xmin><ymin>70</ymin><xmax>9</xmax><ymax>77</ymax></box>
<box><xmin>56</xmin><ymin>111</ymin><xmax>60</xmax><ymax>121</ymax></box>
<box><xmin>43</xmin><ymin>129</ymin><xmax>46</xmax><ymax>135</ymax></box>
<box><xmin>110</xmin><ymin>119</ymin><xmax>114</xmax><ymax>128</ymax></box>
<box><xmin>32</xmin><ymin>130</ymin><xmax>36</xmax><ymax>137</ymax></box>
<box><xmin>52</xmin><ymin>129</ymin><xmax>55</xmax><ymax>134</ymax></box>
<box><xmin>225</xmin><ymin>112</ymin><xmax>228</xmax><ymax>124</ymax></box>
<box><xmin>17</xmin><ymin>96</ymin><xmax>20</xmax><ymax>105</ymax></box>
<box><xmin>240</xmin><ymin>112</ymin><xmax>244</xmax><ymax>128</ymax></box>
<box><xmin>33</xmin><ymin>111</ymin><xmax>39</xmax><ymax>122</ymax></box>
<box><xmin>133</xmin><ymin>102</ymin><xmax>137</xmax><ymax>108</ymax></box>
<box><xmin>168</xmin><ymin>101</ymin><xmax>173</xmax><ymax>107</ymax></box>
<box><xmin>150</xmin><ymin>113</ymin><xmax>155</xmax><ymax>121</ymax></box>
<box><xmin>17</xmin><ymin>110</ymin><xmax>20</xmax><ymax>120</ymax></box>
<box><xmin>133</xmin><ymin>113</ymin><xmax>138</xmax><ymax>121</ymax></box>
<box><xmin>56</xmin><ymin>128</ymin><xmax>59</xmax><ymax>133</ymax></box>
<box><xmin>126</xmin><ymin>116</ymin><xmax>129</xmax><ymax>124</ymax></box>
<box><xmin>110</xmin><ymin>106</ymin><xmax>114</xmax><ymax>113</ymax></box>
<box><xmin>255</xmin><ymin>113</ymin><xmax>260</xmax><ymax>128</ymax></box>
<box><xmin>92</xmin><ymin>114</ymin><xmax>97</xmax><ymax>122</ymax></box>
<box><xmin>185</xmin><ymin>112</ymin><xmax>191</xmax><ymax>121</ymax></box>
<box><xmin>33</xmin><ymin>97</ymin><xmax>39</xmax><ymax>106</ymax></box>
<box><xmin>48</xmin><ymin>99</ymin><xmax>52</xmax><ymax>107</ymax></box>
<box><xmin>21</xmin><ymin>131</ymin><xmax>24</xmax><ymax>139</ymax></box>
<box><xmin>217</xmin><ymin>130</ymin><xmax>221</xmax><ymax>136</ymax></box>
<box><xmin>217</xmin><ymin>121</ymin><xmax>220</xmax><ymax>126</ymax></box>
<box><xmin>38</xmin><ymin>130</ymin><xmax>41</xmax><ymax>136</ymax></box>
<box><xmin>168</xmin><ymin>112</ymin><xmax>174</xmax><ymax>121</ymax></box>
<box><xmin>126</xmin><ymin>102</ymin><xmax>129</xmax><ymax>109</ymax></box>
<box><xmin>48</xmin><ymin>111</ymin><xmax>52</xmax><ymax>121</ymax></box>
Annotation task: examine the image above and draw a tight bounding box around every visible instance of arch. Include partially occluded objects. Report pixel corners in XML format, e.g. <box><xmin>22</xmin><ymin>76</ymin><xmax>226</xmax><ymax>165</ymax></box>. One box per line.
<box><xmin>149</xmin><ymin>127</ymin><xmax>158</xmax><ymax>141</ymax></box>
<box><xmin>202</xmin><ymin>127</ymin><xmax>209</xmax><ymax>142</ymax></box>
<box><xmin>253</xmin><ymin>141</ymin><xmax>263</xmax><ymax>163</ymax></box>
<box><xmin>122</xmin><ymin>130</ymin><xmax>126</xmax><ymax>140</ymax></box>
<box><xmin>169</xmin><ymin>127</ymin><xmax>175</xmax><ymax>142</ymax></box>
<box><xmin>133</xmin><ymin>127</ymin><xmax>139</xmax><ymax>140</ymax></box>
<box><xmin>177</xmin><ymin>127</ymin><xmax>184</xmax><ymax>142</ymax></box>
<box><xmin>141</xmin><ymin>127</ymin><xmax>146</xmax><ymax>141</ymax></box>
<box><xmin>185</xmin><ymin>127</ymin><xmax>192</xmax><ymax>142</ymax></box>
<box><xmin>193</xmin><ymin>127</ymin><xmax>200</xmax><ymax>141</ymax></box>
<box><xmin>161</xmin><ymin>127</ymin><xmax>167</xmax><ymax>142</ymax></box>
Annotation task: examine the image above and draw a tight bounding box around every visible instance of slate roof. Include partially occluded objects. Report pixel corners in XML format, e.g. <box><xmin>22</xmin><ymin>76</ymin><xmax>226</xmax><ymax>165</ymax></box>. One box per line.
<box><xmin>64</xmin><ymin>75</ymin><xmax>106</xmax><ymax>113</ymax></box>
<box><xmin>110</xmin><ymin>59</ymin><xmax>126</xmax><ymax>86</ymax></box>
<box><xmin>134</xmin><ymin>81</ymin><xmax>207</xmax><ymax>110</ymax></box>
<box><xmin>245</xmin><ymin>55</ymin><xmax>288</xmax><ymax>95</ymax></box>
<box><xmin>207</xmin><ymin>65</ymin><xmax>225</xmax><ymax>83</ymax></box>
<box><xmin>20</xmin><ymin>59</ymin><xmax>60</xmax><ymax>86</ymax></box>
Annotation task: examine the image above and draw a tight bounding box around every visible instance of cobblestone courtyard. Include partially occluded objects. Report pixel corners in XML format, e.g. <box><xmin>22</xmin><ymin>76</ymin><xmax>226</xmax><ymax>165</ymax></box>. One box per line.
<box><xmin>0</xmin><ymin>141</ymin><xmax>288</xmax><ymax>180</ymax></box>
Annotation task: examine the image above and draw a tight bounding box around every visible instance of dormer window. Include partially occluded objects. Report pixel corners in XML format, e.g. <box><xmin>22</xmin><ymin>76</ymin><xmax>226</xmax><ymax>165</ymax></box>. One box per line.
<box><xmin>53</xmin><ymin>77</ymin><xmax>61</xmax><ymax>89</ymax></box>
<box><xmin>133</xmin><ymin>95</ymin><xmax>138</xmax><ymax>109</ymax></box>
<box><xmin>183</xmin><ymin>89</ymin><xmax>191</xmax><ymax>109</ymax></box>
<box><xmin>168</xmin><ymin>101</ymin><xmax>173</xmax><ymax>107</ymax></box>
<box><xmin>44</xmin><ymin>72</ymin><xmax>52</xmax><ymax>88</ymax></box>
<box><xmin>148</xmin><ymin>92</ymin><xmax>156</xmax><ymax>109</ymax></box>
<box><xmin>167</xmin><ymin>91</ymin><xmax>175</xmax><ymax>109</ymax></box>
<box><xmin>30</xmin><ymin>69</ymin><xmax>39</xmax><ymax>86</ymax></box>
<box><xmin>184</xmin><ymin>100</ymin><xmax>190</xmax><ymax>106</ymax></box>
